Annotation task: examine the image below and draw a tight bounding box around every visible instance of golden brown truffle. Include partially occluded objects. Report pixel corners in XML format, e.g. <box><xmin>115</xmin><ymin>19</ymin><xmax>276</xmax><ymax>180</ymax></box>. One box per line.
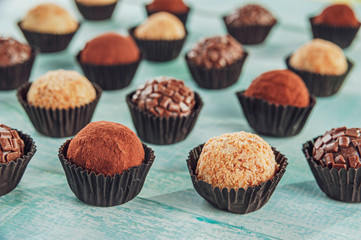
<box><xmin>147</xmin><ymin>0</ymin><xmax>188</xmax><ymax>13</ymax></box>
<box><xmin>76</xmin><ymin>0</ymin><xmax>117</xmax><ymax>6</ymax></box>
<box><xmin>313</xmin><ymin>4</ymin><xmax>359</xmax><ymax>27</ymax></box>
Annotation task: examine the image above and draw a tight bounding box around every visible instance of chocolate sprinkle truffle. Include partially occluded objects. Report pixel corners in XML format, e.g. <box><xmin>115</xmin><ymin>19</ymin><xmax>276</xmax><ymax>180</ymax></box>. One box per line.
<box><xmin>313</xmin><ymin>4</ymin><xmax>359</xmax><ymax>27</ymax></box>
<box><xmin>132</xmin><ymin>76</ymin><xmax>195</xmax><ymax>117</ymax></box>
<box><xmin>224</xmin><ymin>4</ymin><xmax>276</xmax><ymax>27</ymax></box>
<box><xmin>0</xmin><ymin>124</ymin><xmax>25</xmax><ymax>163</ymax></box>
<box><xmin>187</xmin><ymin>35</ymin><xmax>244</xmax><ymax>69</ymax></box>
<box><xmin>0</xmin><ymin>37</ymin><xmax>31</xmax><ymax>67</ymax></box>
<box><xmin>313</xmin><ymin>127</ymin><xmax>361</xmax><ymax>170</ymax></box>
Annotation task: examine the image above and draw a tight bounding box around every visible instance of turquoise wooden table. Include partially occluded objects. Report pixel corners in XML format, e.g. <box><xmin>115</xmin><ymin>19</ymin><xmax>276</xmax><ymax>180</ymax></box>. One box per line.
<box><xmin>1</xmin><ymin>0</ymin><xmax>361</xmax><ymax>239</ymax></box>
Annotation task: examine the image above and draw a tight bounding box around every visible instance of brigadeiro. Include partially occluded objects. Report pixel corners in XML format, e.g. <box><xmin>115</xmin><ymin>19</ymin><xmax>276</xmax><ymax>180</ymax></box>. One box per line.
<box><xmin>0</xmin><ymin>37</ymin><xmax>36</xmax><ymax>90</ymax></box>
<box><xmin>18</xmin><ymin>3</ymin><xmax>80</xmax><ymax>52</ymax></box>
<box><xmin>303</xmin><ymin>127</ymin><xmax>361</xmax><ymax>202</ymax></box>
<box><xmin>236</xmin><ymin>70</ymin><xmax>316</xmax><ymax>137</ymax></box>
<box><xmin>126</xmin><ymin>76</ymin><xmax>203</xmax><ymax>145</ymax></box>
<box><xmin>0</xmin><ymin>124</ymin><xmax>36</xmax><ymax>196</ymax></box>
<box><xmin>286</xmin><ymin>39</ymin><xmax>353</xmax><ymax>97</ymax></box>
<box><xmin>309</xmin><ymin>4</ymin><xmax>360</xmax><ymax>48</ymax></box>
<box><xmin>145</xmin><ymin>0</ymin><xmax>190</xmax><ymax>25</ymax></box>
<box><xmin>129</xmin><ymin>12</ymin><xmax>187</xmax><ymax>61</ymax></box>
<box><xmin>17</xmin><ymin>69</ymin><xmax>102</xmax><ymax>138</ymax></box>
<box><xmin>77</xmin><ymin>32</ymin><xmax>142</xmax><ymax>90</ymax></box>
<box><xmin>185</xmin><ymin>34</ymin><xmax>248</xmax><ymax>89</ymax></box>
<box><xmin>223</xmin><ymin>4</ymin><xmax>277</xmax><ymax>45</ymax></box>
<box><xmin>75</xmin><ymin>0</ymin><xmax>119</xmax><ymax>21</ymax></box>
<box><xmin>187</xmin><ymin>131</ymin><xmax>288</xmax><ymax>214</ymax></box>
<box><xmin>59</xmin><ymin>121</ymin><xmax>155</xmax><ymax>206</ymax></box>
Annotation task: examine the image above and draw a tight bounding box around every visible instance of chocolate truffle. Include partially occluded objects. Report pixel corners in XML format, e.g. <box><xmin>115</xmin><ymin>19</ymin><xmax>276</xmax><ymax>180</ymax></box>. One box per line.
<box><xmin>244</xmin><ymin>70</ymin><xmax>310</xmax><ymax>107</ymax></box>
<box><xmin>0</xmin><ymin>37</ymin><xmax>31</xmax><ymax>67</ymax></box>
<box><xmin>187</xmin><ymin>35</ymin><xmax>244</xmax><ymax>69</ymax></box>
<box><xmin>0</xmin><ymin>124</ymin><xmax>25</xmax><ymax>163</ymax></box>
<box><xmin>21</xmin><ymin>4</ymin><xmax>78</xmax><ymax>34</ymax></box>
<box><xmin>76</xmin><ymin>0</ymin><xmax>117</xmax><ymax>6</ymax></box>
<box><xmin>134</xmin><ymin>12</ymin><xmax>186</xmax><ymax>40</ymax></box>
<box><xmin>80</xmin><ymin>33</ymin><xmax>140</xmax><ymax>65</ymax></box>
<box><xmin>224</xmin><ymin>4</ymin><xmax>276</xmax><ymax>26</ymax></box>
<box><xmin>313</xmin><ymin>127</ymin><xmax>361</xmax><ymax>170</ymax></box>
<box><xmin>27</xmin><ymin>70</ymin><xmax>96</xmax><ymax>110</ymax></box>
<box><xmin>67</xmin><ymin>121</ymin><xmax>145</xmax><ymax>176</ymax></box>
<box><xmin>132</xmin><ymin>76</ymin><xmax>195</xmax><ymax>117</ymax></box>
<box><xmin>147</xmin><ymin>0</ymin><xmax>188</xmax><ymax>13</ymax></box>
<box><xmin>313</xmin><ymin>4</ymin><xmax>359</xmax><ymax>27</ymax></box>
<box><xmin>289</xmin><ymin>39</ymin><xmax>348</xmax><ymax>76</ymax></box>
<box><xmin>196</xmin><ymin>131</ymin><xmax>277</xmax><ymax>189</ymax></box>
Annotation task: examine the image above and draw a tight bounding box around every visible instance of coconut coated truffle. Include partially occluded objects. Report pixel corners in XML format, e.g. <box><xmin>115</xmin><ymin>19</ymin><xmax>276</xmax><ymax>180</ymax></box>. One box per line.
<box><xmin>313</xmin><ymin>4</ymin><xmax>359</xmax><ymax>27</ymax></box>
<box><xmin>196</xmin><ymin>131</ymin><xmax>277</xmax><ymax>189</ymax></box>
<box><xmin>224</xmin><ymin>4</ymin><xmax>276</xmax><ymax>26</ymax></box>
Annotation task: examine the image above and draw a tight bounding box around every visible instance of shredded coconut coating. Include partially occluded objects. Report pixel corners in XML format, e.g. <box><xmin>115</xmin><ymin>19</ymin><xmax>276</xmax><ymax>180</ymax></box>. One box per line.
<box><xmin>196</xmin><ymin>132</ymin><xmax>278</xmax><ymax>190</ymax></box>
<box><xmin>27</xmin><ymin>70</ymin><xmax>96</xmax><ymax>110</ymax></box>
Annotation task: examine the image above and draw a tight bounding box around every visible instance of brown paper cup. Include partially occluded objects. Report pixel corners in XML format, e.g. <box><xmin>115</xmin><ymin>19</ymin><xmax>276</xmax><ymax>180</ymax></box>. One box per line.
<box><xmin>145</xmin><ymin>5</ymin><xmax>191</xmax><ymax>26</ymax></box>
<box><xmin>0</xmin><ymin>130</ymin><xmax>36</xmax><ymax>196</ymax></box>
<box><xmin>187</xmin><ymin>144</ymin><xmax>288</xmax><ymax>214</ymax></box>
<box><xmin>75</xmin><ymin>0</ymin><xmax>118</xmax><ymax>21</ymax></box>
<box><xmin>17</xmin><ymin>82</ymin><xmax>102</xmax><ymax>138</ymax></box>
<box><xmin>59</xmin><ymin>139</ymin><xmax>155</xmax><ymax>207</ymax></box>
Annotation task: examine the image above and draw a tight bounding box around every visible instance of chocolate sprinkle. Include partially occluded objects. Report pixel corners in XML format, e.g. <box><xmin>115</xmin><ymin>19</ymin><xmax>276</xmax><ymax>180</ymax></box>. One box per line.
<box><xmin>0</xmin><ymin>124</ymin><xmax>24</xmax><ymax>163</ymax></box>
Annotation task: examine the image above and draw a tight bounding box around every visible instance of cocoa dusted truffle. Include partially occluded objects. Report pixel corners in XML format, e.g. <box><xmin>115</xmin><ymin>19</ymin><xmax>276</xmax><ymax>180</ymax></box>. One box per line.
<box><xmin>147</xmin><ymin>0</ymin><xmax>188</xmax><ymax>13</ymax></box>
<box><xmin>187</xmin><ymin>35</ymin><xmax>244</xmax><ymax>69</ymax></box>
<box><xmin>224</xmin><ymin>4</ymin><xmax>276</xmax><ymax>27</ymax></box>
<box><xmin>132</xmin><ymin>76</ymin><xmax>195</xmax><ymax>117</ymax></box>
<box><xmin>0</xmin><ymin>37</ymin><xmax>31</xmax><ymax>67</ymax></box>
<box><xmin>244</xmin><ymin>70</ymin><xmax>310</xmax><ymax>107</ymax></box>
<box><xmin>0</xmin><ymin>124</ymin><xmax>25</xmax><ymax>163</ymax></box>
<box><xmin>67</xmin><ymin>121</ymin><xmax>145</xmax><ymax>176</ymax></box>
<box><xmin>313</xmin><ymin>4</ymin><xmax>359</xmax><ymax>27</ymax></box>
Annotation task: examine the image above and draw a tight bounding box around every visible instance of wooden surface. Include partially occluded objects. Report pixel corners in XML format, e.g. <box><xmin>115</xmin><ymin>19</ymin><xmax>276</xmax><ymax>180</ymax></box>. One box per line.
<box><xmin>0</xmin><ymin>0</ymin><xmax>361</xmax><ymax>239</ymax></box>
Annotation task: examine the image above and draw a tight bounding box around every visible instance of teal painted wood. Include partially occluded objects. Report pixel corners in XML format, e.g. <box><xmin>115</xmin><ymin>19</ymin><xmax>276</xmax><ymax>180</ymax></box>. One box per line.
<box><xmin>0</xmin><ymin>0</ymin><xmax>361</xmax><ymax>239</ymax></box>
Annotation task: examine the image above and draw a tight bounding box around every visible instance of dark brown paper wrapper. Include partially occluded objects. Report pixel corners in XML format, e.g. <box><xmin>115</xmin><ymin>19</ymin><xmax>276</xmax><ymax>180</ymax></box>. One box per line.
<box><xmin>126</xmin><ymin>91</ymin><xmax>203</xmax><ymax>145</ymax></box>
<box><xmin>75</xmin><ymin>1</ymin><xmax>118</xmax><ymax>21</ymax></box>
<box><xmin>187</xmin><ymin>144</ymin><xmax>288</xmax><ymax>214</ymax></box>
<box><xmin>309</xmin><ymin>17</ymin><xmax>361</xmax><ymax>49</ymax></box>
<box><xmin>0</xmin><ymin>130</ymin><xmax>36</xmax><ymax>196</ymax></box>
<box><xmin>145</xmin><ymin>5</ymin><xmax>190</xmax><ymax>26</ymax></box>
<box><xmin>0</xmin><ymin>48</ymin><xmax>36</xmax><ymax>90</ymax></box>
<box><xmin>185</xmin><ymin>52</ymin><xmax>248</xmax><ymax>89</ymax></box>
<box><xmin>129</xmin><ymin>27</ymin><xmax>187</xmax><ymax>62</ymax></box>
<box><xmin>236</xmin><ymin>91</ymin><xmax>316</xmax><ymax>137</ymax></box>
<box><xmin>303</xmin><ymin>137</ymin><xmax>361</xmax><ymax>202</ymax></box>
<box><xmin>286</xmin><ymin>56</ymin><xmax>354</xmax><ymax>97</ymax></box>
<box><xmin>76</xmin><ymin>51</ymin><xmax>142</xmax><ymax>90</ymax></box>
<box><xmin>17</xmin><ymin>82</ymin><xmax>102</xmax><ymax>138</ymax></box>
<box><xmin>223</xmin><ymin>17</ymin><xmax>277</xmax><ymax>45</ymax></box>
<box><xmin>59</xmin><ymin>140</ymin><xmax>155</xmax><ymax>207</ymax></box>
<box><xmin>18</xmin><ymin>21</ymin><xmax>80</xmax><ymax>53</ymax></box>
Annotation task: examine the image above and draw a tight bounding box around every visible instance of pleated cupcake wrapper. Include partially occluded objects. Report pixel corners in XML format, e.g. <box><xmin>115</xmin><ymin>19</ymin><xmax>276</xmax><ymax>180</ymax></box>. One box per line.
<box><xmin>309</xmin><ymin>17</ymin><xmax>361</xmax><ymax>49</ymax></box>
<box><xmin>58</xmin><ymin>140</ymin><xmax>155</xmax><ymax>207</ymax></box>
<box><xmin>285</xmin><ymin>56</ymin><xmax>354</xmax><ymax>97</ymax></box>
<box><xmin>76</xmin><ymin>51</ymin><xmax>142</xmax><ymax>90</ymax></box>
<box><xmin>0</xmin><ymin>48</ymin><xmax>37</xmax><ymax>90</ymax></box>
<box><xmin>126</xmin><ymin>91</ymin><xmax>203</xmax><ymax>145</ymax></box>
<box><xmin>223</xmin><ymin>17</ymin><xmax>277</xmax><ymax>45</ymax></box>
<box><xmin>187</xmin><ymin>144</ymin><xmax>288</xmax><ymax>214</ymax></box>
<box><xmin>17</xmin><ymin>82</ymin><xmax>102</xmax><ymax>138</ymax></box>
<box><xmin>185</xmin><ymin>52</ymin><xmax>248</xmax><ymax>89</ymax></box>
<box><xmin>18</xmin><ymin>21</ymin><xmax>80</xmax><ymax>53</ymax></box>
<box><xmin>145</xmin><ymin>5</ymin><xmax>190</xmax><ymax>26</ymax></box>
<box><xmin>236</xmin><ymin>91</ymin><xmax>316</xmax><ymax>137</ymax></box>
<box><xmin>0</xmin><ymin>130</ymin><xmax>36</xmax><ymax>196</ymax></box>
<box><xmin>303</xmin><ymin>137</ymin><xmax>361</xmax><ymax>202</ymax></box>
<box><xmin>129</xmin><ymin>27</ymin><xmax>187</xmax><ymax>62</ymax></box>
<box><xmin>75</xmin><ymin>1</ymin><xmax>118</xmax><ymax>21</ymax></box>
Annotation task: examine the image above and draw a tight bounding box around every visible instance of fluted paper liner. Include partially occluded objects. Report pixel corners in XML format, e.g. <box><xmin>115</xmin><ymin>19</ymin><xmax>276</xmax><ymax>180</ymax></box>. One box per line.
<box><xmin>0</xmin><ymin>48</ymin><xmax>36</xmax><ymax>90</ymax></box>
<box><xmin>129</xmin><ymin>27</ymin><xmax>187</xmax><ymax>62</ymax></box>
<box><xmin>303</xmin><ymin>137</ymin><xmax>361</xmax><ymax>202</ymax></box>
<box><xmin>145</xmin><ymin>5</ymin><xmax>190</xmax><ymax>26</ymax></box>
<box><xmin>237</xmin><ymin>91</ymin><xmax>316</xmax><ymax>137</ymax></box>
<box><xmin>126</xmin><ymin>91</ymin><xmax>203</xmax><ymax>145</ymax></box>
<box><xmin>286</xmin><ymin>56</ymin><xmax>354</xmax><ymax>97</ymax></box>
<box><xmin>59</xmin><ymin>140</ymin><xmax>155</xmax><ymax>207</ymax></box>
<box><xmin>309</xmin><ymin>17</ymin><xmax>361</xmax><ymax>49</ymax></box>
<box><xmin>75</xmin><ymin>1</ymin><xmax>118</xmax><ymax>21</ymax></box>
<box><xmin>185</xmin><ymin>52</ymin><xmax>248</xmax><ymax>89</ymax></box>
<box><xmin>17</xmin><ymin>82</ymin><xmax>102</xmax><ymax>138</ymax></box>
<box><xmin>18</xmin><ymin>21</ymin><xmax>80</xmax><ymax>53</ymax></box>
<box><xmin>187</xmin><ymin>144</ymin><xmax>288</xmax><ymax>214</ymax></box>
<box><xmin>76</xmin><ymin>51</ymin><xmax>142</xmax><ymax>90</ymax></box>
<box><xmin>0</xmin><ymin>130</ymin><xmax>36</xmax><ymax>196</ymax></box>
